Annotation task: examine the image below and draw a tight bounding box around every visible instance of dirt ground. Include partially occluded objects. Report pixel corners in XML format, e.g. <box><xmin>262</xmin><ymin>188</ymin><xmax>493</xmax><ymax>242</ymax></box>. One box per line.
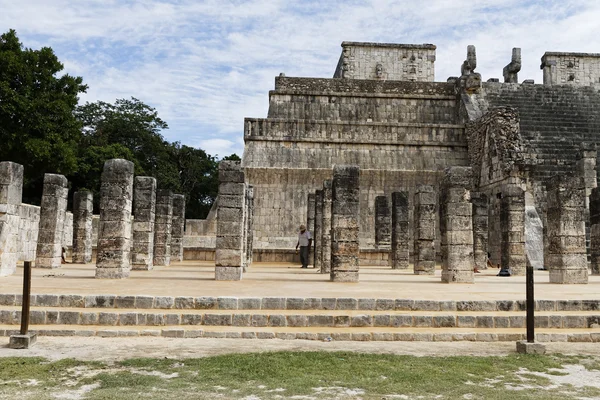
<box><xmin>3</xmin><ymin>337</ymin><xmax>600</xmax><ymax>361</ymax></box>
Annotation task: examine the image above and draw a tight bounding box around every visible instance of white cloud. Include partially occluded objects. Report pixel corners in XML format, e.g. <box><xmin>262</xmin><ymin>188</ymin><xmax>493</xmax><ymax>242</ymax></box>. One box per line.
<box><xmin>2</xmin><ymin>0</ymin><xmax>600</xmax><ymax>157</ymax></box>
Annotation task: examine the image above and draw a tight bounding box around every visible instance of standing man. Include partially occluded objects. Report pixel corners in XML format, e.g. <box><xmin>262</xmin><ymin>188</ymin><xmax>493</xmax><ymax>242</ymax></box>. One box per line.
<box><xmin>295</xmin><ymin>224</ymin><xmax>312</xmax><ymax>268</ymax></box>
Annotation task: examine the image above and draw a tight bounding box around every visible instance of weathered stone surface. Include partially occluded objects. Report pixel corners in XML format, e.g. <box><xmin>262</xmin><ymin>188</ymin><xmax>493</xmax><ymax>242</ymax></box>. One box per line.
<box><xmin>545</xmin><ymin>176</ymin><xmax>588</xmax><ymax>284</ymax></box>
<box><xmin>72</xmin><ymin>191</ymin><xmax>93</xmax><ymax>264</ymax></box>
<box><xmin>391</xmin><ymin>191</ymin><xmax>409</xmax><ymax>269</ymax></box>
<box><xmin>500</xmin><ymin>186</ymin><xmax>526</xmax><ymax>276</ymax></box>
<box><xmin>440</xmin><ymin>167</ymin><xmax>474</xmax><ymax>283</ymax></box>
<box><xmin>96</xmin><ymin>159</ymin><xmax>134</xmax><ymax>279</ymax></box>
<box><xmin>153</xmin><ymin>190</ymin><xmax>173</xmax><ymax>266</ymax></box>
<box><xmin>132</xmin><ymin>177</ymin><xmax>156</xmax><ymax>270</ymax></box>
<box><xmin>330</xmin><ymin>165</ymin><xmax>360</xmax><ymax>282</ymax></box>
<box><xmin>216</xmin><ymin>161</ymin><xmax>246</xmax><ymax>280</ymax></box>
<box><xmin>320</xmin><ymin>180</ymin><xmax>333</xmax><ymax>273</ymax></box>
<box><xmin>35</xmin><ymin>174</ymin><xmax>68</xmax><ymax>269</ymax></box>
<box><xmin>414</xmin><ymin>185</ymin><xmax>436</xmax><ymax>275</ymax></box>
<box><xmin>591</xmin><ymin>187</ymin><xmax>600</xmax><ymax>275</ymax></box>
<box><xmin>516</xmin><ymin>340</ymin><xmax>546</xmax><ymax>354</ymax></box>
<box><xmin>314</xmin><ymin>190</ymin><xmax>323</xmax><ymax>271</ymax></box>
<box><xmin>470</xmin><ymin>192</ymin><xmax>488</xmax><ymax>269</ymax></box>
<box><xmin>374</xmin><ymin>196</ymin><xmax>391</xmax><ymax>247</ymax></box>
<box><xmin>0</xmin><ymin>162</ymin><xmax>23</xmax><ymax>276</ymax></box>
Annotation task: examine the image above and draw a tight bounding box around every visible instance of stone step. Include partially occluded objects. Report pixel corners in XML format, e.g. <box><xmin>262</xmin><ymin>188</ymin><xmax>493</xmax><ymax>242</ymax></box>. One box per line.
<box><xmin>2</xmin><ymin>306</ymin><xmax>600</xmax><ymax>329</ymax></box>
<box><xmin>1</xmin><ymin>324</ymin><xmax>599</xmax><ymax>342</ymax></box>
<box><xmin>2</xmin><ymin>294</ymin><xmax>600</xmax><ymax>312</ymax></box>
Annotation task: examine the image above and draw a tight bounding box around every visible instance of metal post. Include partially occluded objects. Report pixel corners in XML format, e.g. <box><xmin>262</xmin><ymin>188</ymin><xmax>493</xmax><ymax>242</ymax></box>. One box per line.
<box><xmin>20</xmin><ymin>261</ymin><xmax>31</xmax><ymax>335</ymax></box>
<box><xmin>526</xmin><ymin>264</ymin><xmax>535</xmax><ymax>342</ymax></box>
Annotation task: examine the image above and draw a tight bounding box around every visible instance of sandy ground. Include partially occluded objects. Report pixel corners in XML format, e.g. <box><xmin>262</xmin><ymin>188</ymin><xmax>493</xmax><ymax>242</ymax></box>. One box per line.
<box><xmin>3</xmin><ymin>337</ymin><xmax>600</xmax><ymax>361</ymax></box>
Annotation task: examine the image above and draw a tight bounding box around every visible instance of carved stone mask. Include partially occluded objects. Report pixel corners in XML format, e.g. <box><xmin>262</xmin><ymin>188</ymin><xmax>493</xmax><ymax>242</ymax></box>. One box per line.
<box><xmin>376</xmin><ymin>63</ymin><xmax>383</xmax><ymax>78</ymax></box>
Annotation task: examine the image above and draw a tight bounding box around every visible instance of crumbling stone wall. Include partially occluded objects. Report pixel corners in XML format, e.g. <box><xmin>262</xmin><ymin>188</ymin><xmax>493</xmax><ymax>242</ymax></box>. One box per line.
<box><xmin>541</xmin><ymin>52</ymin><xmax>600</xmax><ymax>86</ymax></box>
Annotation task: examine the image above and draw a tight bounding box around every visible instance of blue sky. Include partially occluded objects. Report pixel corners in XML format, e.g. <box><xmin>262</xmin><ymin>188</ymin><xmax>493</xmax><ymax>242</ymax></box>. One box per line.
<box><xmin>1</xmin><ymin>0</ymin><xmax>599</xmax><ymax>158</ymax></box>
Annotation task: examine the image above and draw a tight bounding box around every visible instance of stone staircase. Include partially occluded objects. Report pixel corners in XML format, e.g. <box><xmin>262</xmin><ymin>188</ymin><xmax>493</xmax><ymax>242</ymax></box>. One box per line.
<box><xmin>2</xmin><ymin>294</ymin><xmax>600</xmax><ymax>342</ymax></box>
<box><xmin>483</xmin><ymin>83</ymin><xmax>600</xmax><ymax>182</ymax></box>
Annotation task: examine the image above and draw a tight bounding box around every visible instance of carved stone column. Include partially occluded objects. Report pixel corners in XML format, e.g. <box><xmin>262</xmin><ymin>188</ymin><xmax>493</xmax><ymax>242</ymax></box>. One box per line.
<box><xmin>245</xmin><ymin>186</ymin><xmax>254</xmax><ymax>269</ymax></box>
<box><xmin>171</xmin><ymin>194</ymin><xmax>186</xmax><ymax>262</ymax></box>
<box><xmin>314</xmin><ymin>190</ymin><xmax>323</xmax><ymax>271</ymax></box>
<box><xmin>215</xmin><ymin>160</ymin><xmax>246</xmax><ymax>280</ymax></box>
<box><xmin>390</xmin><ymin>191</ymin><xmax>409</xmax><ymax>270</ymax></box>
<box><xmin>96</xmin><ymin>159</ymin><xmax>134</xmax><ymax>279</ymax></box>
<box><xmin>440</xmin><ymin>167</ymin><xmax>474</xmax><ymax>283</ymax></box>
<box><xmin>590</xmin><ymin>187</ymin><xmax>600</xmax><ymax>275</ymax></box>
<box><xmin>131</xmin><ymin>177</ymin><xmax>156</xmax><ymax>270</ymax></box>
<box><xmin>321</xmin><ymin>180</ymin><xmax>333</xmax><ymax>274</ymax></box>
<box><xmin>546</xmin><ymin>176</ymin><xmax>588</xmax><ymax>284</ymax></box>
<box><xmin>414</xmin><ymin>185</ymin><xmax>436</xmax><ymax>275</ymax></box>
<box><xmin>375</xmin><ymin>196</ymin><xmax>391</xmax><ymax>247</ymax></box>
<box><xmin>500</xmin><ymin>186</ymin><xmax>526</xmax><ymax>276</ymax></box>
<box><xmin>331</xmin><ymin>165</ymin><xmax>360</xmax><ymax>282</ymax></box>
<box><xmin>471</xmin><ymin>192</ymin><xmax>488</xmax><ymax>269</ymax></box>
<box><xmin>72</xmin><ymin>191</ymin><xmax>93</xmax><ymax>264</ymax></box>
<box><xmin>35</xmin><ymin>174</ymin><xmax>68</xmax><ymax>269</ymax></box>
<box><xmin>153</xmin><ymin>190</ymin><xmax>173</xmax><ymax>267</ymax></box>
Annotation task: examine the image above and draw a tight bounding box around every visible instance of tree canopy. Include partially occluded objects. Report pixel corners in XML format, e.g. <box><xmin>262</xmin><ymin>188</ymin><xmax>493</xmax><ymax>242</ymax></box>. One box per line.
<box><xmin>0</xmin><ymin>30</ymin><xmax>239</xmax><ymax>219</ymax></box>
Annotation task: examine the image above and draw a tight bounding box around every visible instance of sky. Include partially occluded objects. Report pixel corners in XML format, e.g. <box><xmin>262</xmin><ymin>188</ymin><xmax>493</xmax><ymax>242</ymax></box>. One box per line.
<box><xmin>1</xmin><ymin>0</ymin><xmax>599</xmax><ymax>158</ymax></box>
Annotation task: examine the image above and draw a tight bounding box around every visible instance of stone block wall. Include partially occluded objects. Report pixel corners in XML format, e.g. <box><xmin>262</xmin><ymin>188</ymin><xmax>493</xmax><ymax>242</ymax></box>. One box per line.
<box><xmin>390</xmin><ymin>192</ymin><xmax>409</xmax><ymax>269</ymax></box>
<box><xmin>171</xmin><ymin>194</ymin><xmax>186</xmax><ymax>263</ymax></box>
<box><xmin>35</xmin><ymin>174</ymin><xmax>68</xmax><ymax>269</ymax></box>
<box><xmin>333</xmin><ymin>42</ymin><xmax>436</xmax><ymax>81</ymax></box>
<box><xmin>331</xmin><ymin>165</ymin><xmax>360</xmax><ymax>282</ymax></box>
<box><xmin>0</xmin><ymin>162</ymin><xmax>24</xmax><ymax>276</ymax></box>
<box><xmin>132</xmin><ymin>177</ymin><xmax>156</xmax><ymax>270</ymax></box>
<box><xmin>96</xmin><ymin>159</ymin><xmax>134</xmax><ymax>279</ymax></box>
<box><xmin>541</xmin><ymin>52</ymin><xmax>600</xmax><ymax>86</ymax></box>
<box><xmin>545</xmin><ymin>176</ymin><xmax>588</xmax><ymax>284</ymax></box>
<box><xmin>439</xmin><ymin>167</ymin><xmax>474</xmax><ymax>283</ymax></box>
<box><xmin>154</xmin><ymin>190</ymin><xmax>173</xmax><ymax>267</ymax></box>
<box><xmin>215</xmin><ymin>161</ymin><xmax>247</xmax><ymax>280</ymax></box>
<box><xmin>413</xmin><ymin>185</ymin><xmax>436</xmax><ymax>275</ymax></box>
<box><xmin>72</xmin><ymin>191</ymin><xmax>93</xmax><ymax>264</ymax></box>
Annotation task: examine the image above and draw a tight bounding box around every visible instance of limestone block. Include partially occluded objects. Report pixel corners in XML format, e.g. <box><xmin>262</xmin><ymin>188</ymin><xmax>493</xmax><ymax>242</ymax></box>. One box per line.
<box><xmin>95</xmin><ymin>159</ymin><xmax>134</xmax><ymax>279</ymax></box>
<box><xmin>153</xmin><ymin>190</ymin><xmax>173</xmax><ymax>266</ymax></box>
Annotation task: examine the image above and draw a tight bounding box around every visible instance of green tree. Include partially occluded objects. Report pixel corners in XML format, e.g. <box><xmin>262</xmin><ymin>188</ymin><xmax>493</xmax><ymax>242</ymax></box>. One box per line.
<box><xmin>0</xmin><ymin>29</ymin><xmax>87</xmax><ymax>202</ymax></box>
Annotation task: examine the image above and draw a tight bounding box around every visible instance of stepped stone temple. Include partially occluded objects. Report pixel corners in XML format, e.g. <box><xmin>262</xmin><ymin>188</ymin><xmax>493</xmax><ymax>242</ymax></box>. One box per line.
<box><xmin>240</xmin><ymin>41</ymin><xmax>600</xmax><ymax>282</ymax></box>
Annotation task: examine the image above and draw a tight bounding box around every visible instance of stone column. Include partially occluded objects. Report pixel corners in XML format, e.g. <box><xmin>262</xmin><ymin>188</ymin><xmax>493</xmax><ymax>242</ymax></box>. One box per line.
<box><xmin>590</xmin><ymin>187</ymin><xmax>600</xmax><ymax>275</ymax></box>
<box><xmin>375</xmin><ymin>196</ymin><xmax>391</xmax><ymax>247</ymax></box>
<box><xmin>72</xmin><ymin>191</ymin><xmax>93</xmax><ymax>264</ymax></box>
<box><xmin>390</xmin><ymin>191</ymin><xmax>409</xmax><ymax>269</ymax></box>
<box><xmin>314</xmin><ymin>190</ymin><xmax>323</xmax><ymax>271</ymax></box>
<box><xmin>546</xmin><ymin>176</ymin><xmax>588</xmax><ymax>284</ymax></box>
<box><xmin>440</xmin><ymin>167</ymin><xmax>474</xmax><ymax>283</ymax></box>
<box><xmin>171</xmin><ymin>194</ymin><xmax>185</xmax><ymax>263</ymax></box>
<box><xmin>471</xmin><ymin>192</ymin><xmax>488</xmax><ymax>269</ymax></box>
<box><xmin>131</xmin><ymin>177</ymin><xmax>156</xmax><ymax>270</ymax></box>
<box><xmin>307</xmin><ymin>192</ymin><xmax>316</xmax><ymax>266</ymax></box>
<box><xmin>414</xmin><ymin>185</ymin><xmax>436</xmax><ymax>275</ymax></box>
<box><xmin>321</xmin><ymin>180</ymin><xmax>333</xmax><ymax>274</ymax></box>
<box><xmin>331</xmin><ymin>165</ymin><xmax>360</xmax><ymax>282</ymax></box>
<box><xmin>215</xmin><ymin>160</ymin><xmax>246</xmax><ymax>280</ymax></box>
<box><xmin>95</xmin><ymin>159</ymin><xmax>134</xmax><ymax>279</ymax></box>
<box><xmin>245</xmin><ymin>186</ymin><xmax>254</xmax><ymax>269</ymax></box>
<box><xmin>153</xmin><ymin>190</ymin><xmax>173</xmax><ymax>266</ymax></box>
<box><xmin>35</xmin><ymin>174</ymin><xmax>68</xmax><ymax>269</ymax></box>
<box><xmin>0</xmin><ymin>162</ymin><xmax>23</xmax><ymax>277</ymax></box>
<box><xmin>500</xmin><ymin>186</ymin><xmax>526</xmax><ymax>275</ymax></box>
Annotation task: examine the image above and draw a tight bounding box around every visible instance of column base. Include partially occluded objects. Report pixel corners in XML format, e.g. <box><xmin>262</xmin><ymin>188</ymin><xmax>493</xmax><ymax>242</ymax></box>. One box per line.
<box><xmin>8</xmin><ymin>333</ymin><xmax>37</xmax><ymax>349</ymax></box>
<box><xmin>516</xmin><ymin>340</ymin><xmax>546</xmax><ymax>354</ymax></box>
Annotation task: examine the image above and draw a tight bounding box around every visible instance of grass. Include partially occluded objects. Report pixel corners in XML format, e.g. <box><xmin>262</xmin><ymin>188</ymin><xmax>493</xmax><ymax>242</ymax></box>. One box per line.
<box><xmin>1</xmin><ymin>352</ymin><xmax>600</xmax><ymax>399</ymax></box>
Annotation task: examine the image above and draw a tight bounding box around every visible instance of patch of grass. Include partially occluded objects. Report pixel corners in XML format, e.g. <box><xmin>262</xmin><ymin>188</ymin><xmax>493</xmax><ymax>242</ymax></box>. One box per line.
<box><xmin>2</xmin><ymin>352</ymin><xmax>600</xmax><ymax>400</ymax></box>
